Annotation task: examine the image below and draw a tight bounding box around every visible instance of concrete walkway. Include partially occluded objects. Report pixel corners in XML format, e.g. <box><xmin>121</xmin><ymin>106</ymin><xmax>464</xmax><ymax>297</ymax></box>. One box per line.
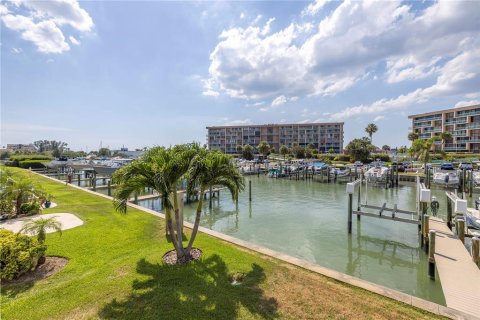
<box><xmin>0</xmin><ymin>213</ymin><xmax>83</xmax><ymax>234</ymax></box>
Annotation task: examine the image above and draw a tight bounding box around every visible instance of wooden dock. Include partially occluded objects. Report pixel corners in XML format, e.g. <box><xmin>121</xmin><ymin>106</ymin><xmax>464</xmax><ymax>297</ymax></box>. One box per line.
<box><xmin>429</xmin><ymin>217</ymin><xmax>480</xmax><ymax>317</ymax></box>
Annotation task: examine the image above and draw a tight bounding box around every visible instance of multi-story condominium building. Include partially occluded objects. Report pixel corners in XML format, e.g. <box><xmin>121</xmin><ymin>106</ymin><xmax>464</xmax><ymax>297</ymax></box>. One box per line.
<box><xmin>206</xmin><ymin>122</ymin><xmax>344</xmax><ymax>154</ymax></box>
<box><xmin>6</xmin><ymin>144</ymin><xmax>37</xmax><ymax>152</ymax></box>
<box><xmin>408</xmin><ymin>104</ymin><xmax>480</xmax><ymax>153</ymax></box>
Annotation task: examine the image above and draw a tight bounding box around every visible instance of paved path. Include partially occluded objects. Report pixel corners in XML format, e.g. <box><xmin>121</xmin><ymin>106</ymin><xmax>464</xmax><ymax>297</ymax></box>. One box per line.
<box><xmin>0</xmin><ymin>213</ymin><xmax>83</xmax><ymax>234</ymax></box>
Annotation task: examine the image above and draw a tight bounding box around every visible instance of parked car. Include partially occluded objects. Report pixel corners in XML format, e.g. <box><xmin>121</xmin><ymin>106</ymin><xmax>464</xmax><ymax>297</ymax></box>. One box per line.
<box><xmin>459</xmin><ymin>162</ymin><xmax>473</xmax><ymax>170</ymax></box>
<box><xmin>440</xmin><ymin>162</ymin><xmax>454</xmax><ymax>170</ymax></box>
<box><xmin>354</xmin><ymin>161</ymin><xmax>363</xmax><ymax>167</ymax></box>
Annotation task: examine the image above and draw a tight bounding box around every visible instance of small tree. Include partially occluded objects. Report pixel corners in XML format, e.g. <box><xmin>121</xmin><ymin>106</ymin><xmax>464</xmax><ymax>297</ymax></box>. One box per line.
<box><xmin>257</xmin><ymin>141</ymin><xmax>271</xmax><ymax>160</ymax></box>
<box><xmin>412</xmin><ymin>137</ymin><xmax>441</xmax><ymax>173</ymax></box>
<box><xmin>242</xmin><ymin>144</ymin><xmax>254</xmax><ymax>161</ymax></box>
<box><xmin>382</xmin><ymin>145</ymin><xmax>390</xmax><ymax>151</ymax></box>
<box><xmin>279</xmin><ymin>145</ymin><xmax>289</xmax><ymax>160</ymax></box>
<box><xmin>365</xmin><ymin>123</ymin><xmax>378</xmax><ymax>144</ymax></box>
<box><xmin>98</xmin><ymin>148</ymin><xmax>111</xmax><ymax>157</ymax></box>
<box><xmin>292</xmin><ymin>145</ymin><xmax>305</xmax><ymax>159</ymax></box>
<box><xmin>345</xmin><ymin>138</ymin><xmax>374</xmax><ymax>162</ymax></box>
<box><xmin>236</xmin><ymin>145</ymin><xmax>243</xmax><ymax>156</ymax></box>
<box><xmin>328</xmin><ymin>148</ymin><xmax>335</xmax><ymax>154</ymax></box>
<box><xmin>440</xmin><ymin>131</ymin><xmax>452</xmax><ymax>151</ymax></box>
<box><xmin>20</xmin><ymin>217</ymin><xmax>62</xmax><ymax>244</ymax></box>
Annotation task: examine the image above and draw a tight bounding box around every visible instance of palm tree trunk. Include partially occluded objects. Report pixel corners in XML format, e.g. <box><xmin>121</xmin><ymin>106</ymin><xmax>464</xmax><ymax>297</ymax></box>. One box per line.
<box><xmin>165</xmin><ymin>207</ymin><xmax>181</xmax><ymax>254</ymax></box>
<box><xmin>16</xmin><ymin>193</ymin><xmax>22</xmax><ymax>216</ymax></box>
<box><xmin>186</xmin><ymin>188</ymin><xmax>205</xmax><ymax>254</ymax></box>
<box><xmin>172</xmin><ymin>189</ymin><xmax>184</xmax><ymax>258</ymax></box>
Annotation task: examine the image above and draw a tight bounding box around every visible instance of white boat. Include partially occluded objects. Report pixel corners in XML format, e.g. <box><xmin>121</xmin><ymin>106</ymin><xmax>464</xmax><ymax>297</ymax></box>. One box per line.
<box><xmin>432</xmin><ymin>171</ymin><xmax>459</xmax><ymax>186</ymax></box>
<box><xmin>365</xmin><ymin>166</ymin><xmax>389</xmax><ymax>182</ymax></box>
<box><xmin>466</xmin><ymin>208</ymin><xmax>480</xmax><ymax>230</ymax></box>
<box><xmin>473</xmin><ymin>171</ymin><xmax>480</xmax><ymax>186</ymax></box>
<box><xmin>330</xmin><ymin>167</ymin><xmax>350</xmax><ymax>178</ymax></box>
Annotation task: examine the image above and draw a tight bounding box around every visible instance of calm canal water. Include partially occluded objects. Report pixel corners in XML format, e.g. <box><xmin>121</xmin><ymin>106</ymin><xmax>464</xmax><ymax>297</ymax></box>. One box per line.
<box><xmin>137</xmin><ymin>176</ymin><xmax>461</xmax><ymax>305</ymax></box>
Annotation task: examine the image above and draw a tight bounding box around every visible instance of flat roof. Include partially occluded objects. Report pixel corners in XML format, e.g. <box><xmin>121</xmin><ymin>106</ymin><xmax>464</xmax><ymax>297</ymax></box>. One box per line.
<box><xmin>408</xmin><ymin>104</ymin><xmax>480</xmax><ymax>119</ymax></box>
<box><xmin>206</xmin><ymin>122</ymin><xmax>344</xmax><ymax>129</ymax></box>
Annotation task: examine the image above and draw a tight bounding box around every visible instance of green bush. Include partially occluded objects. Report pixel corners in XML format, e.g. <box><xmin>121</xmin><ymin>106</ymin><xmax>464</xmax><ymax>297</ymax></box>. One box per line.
<box><xmin>334</xmin><ymin>155</ymin><xmax>351</xmax><ymax>162</ymax></box>
<box><xmin>20</xmin><ymin>202</ymin><xmax>42</xmax><ymax>216</ymax></box>
<box><xmin>0</xmin><ymin>229</ymin><xmax>46</xmax><ymax>280</ymax></box>
<box><xmin>0</xmin><ymin>200</ymin><xmax>14</xmax><ymax>216</ymax></box>
<box><xmin>317</xmin><ymin>155</ymin><xmax>336</xmax><ymax>162</ymax></box>
<box><xmin>18</xmin><ymin>160</ymin><xmax>47</xmax><ymax>169</ymax></box>
<box><xmin>371</xmin><ymin>154</ymin><xmax>390</xmax><ymax>162</ymax></box>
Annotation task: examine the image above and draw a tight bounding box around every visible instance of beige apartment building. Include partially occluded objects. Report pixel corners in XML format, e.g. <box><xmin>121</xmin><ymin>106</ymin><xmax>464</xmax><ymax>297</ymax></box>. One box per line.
<box><xmin>408</xmin><ymin>104</ymin><xmax>480</xmax><ymax>153</ymax></box>
<box><xmin>206</xmin><ymin>122</ymin><xmax>344</xmax><ymax>154</ymax></box>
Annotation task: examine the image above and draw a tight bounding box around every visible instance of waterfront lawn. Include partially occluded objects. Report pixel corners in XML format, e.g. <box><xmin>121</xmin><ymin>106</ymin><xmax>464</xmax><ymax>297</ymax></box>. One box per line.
<box><xmin>1</xmin><ymin>169</ymin><xmax>444</xmax><ymax>320</ymax></box>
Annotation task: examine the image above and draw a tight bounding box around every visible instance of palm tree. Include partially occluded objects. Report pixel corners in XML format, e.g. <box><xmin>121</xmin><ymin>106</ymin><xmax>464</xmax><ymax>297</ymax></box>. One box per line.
<box><xmin>257</xmin><ymin>141</ymin><xmax>270</xmax><ymax>161</ymax></box>
<box><xmin>279</xmin><ymin>145</ymin><xmax>289</xmax><ymax>160</ymax></box>
<box><xmin>382</xmin><ymin>145</ymin><xmax>390</xmax><ymax>152</ymax></box>
<box><xmin>408</xmin><ymin>132</ymin><xmax>419</xmax><ymax>142</ymax></box>
<box><xmin>113</xmin><ymin>145</ymin><xmax>197</xmax><ymax>260</ymax></box>
<box><xmin>412</xmin><ymin>137</ymin><xmax>440</xmax><ymax>173</ymax></box>
<box><xmin>1</xmin><ymin>177</ymin><xmax>43</xmax><ymax>216</ymax></box>
<box><xmin>186</xmin><ymin>151</ymin><xmax>244</xmax><ymax>257</ymax></box>
<box><xmin>440</xmin><ymin>131</ymin><xmax>452</xmax><ymax>151</ymax></box>
<box><xmin>236</xmin><ymin>145</ymin><xmax>243</xmax><ymax>156</ymax></box>
<box><xmin>365</xmin><ymin>123</ymin><xmax>378</xmax><ymax>144</ymax></box>
<box><xmin>19</xmin><ymin>217</ymin><xmax>62</xmax><ymax>244</ymax></box>
<box><xmin>242</xmin><ymin>144</ymin><xmax>254</xmax><ymax>160</ymax></box>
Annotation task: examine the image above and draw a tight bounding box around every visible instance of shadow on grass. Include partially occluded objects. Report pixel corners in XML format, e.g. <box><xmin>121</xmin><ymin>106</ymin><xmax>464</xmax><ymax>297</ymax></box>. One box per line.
<box><xmin>99</xmin><ymin>254</ymin><xmax>278</xmax><ymax>320</ymax></box>
<box><xmin>1</xmin><ymin>281</ymin><xmax>34</xmax><ymax>299</ymax></box>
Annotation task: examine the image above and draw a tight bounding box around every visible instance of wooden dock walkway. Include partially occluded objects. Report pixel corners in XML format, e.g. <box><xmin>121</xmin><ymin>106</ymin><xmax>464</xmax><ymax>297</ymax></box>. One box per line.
<box><xmin>429</xmin><ymin>217</ymin><xmax>480</xmax><ymax>317</ymax></box>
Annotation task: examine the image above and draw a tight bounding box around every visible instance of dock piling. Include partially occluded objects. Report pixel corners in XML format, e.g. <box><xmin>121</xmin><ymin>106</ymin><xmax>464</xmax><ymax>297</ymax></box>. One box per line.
<box><xmin>457</xmin><ymin>217</ymin><xmax>465</xmax><ymax>243</ymax></box>
<box><xmin>428</xmin><ymin>230</ymin><xmax>436</xmax><ymax>279</ymax></box>
<box><xmin>472</xmin><ymin>237</ymin><xmax>480</xmax><ymax>267</ymax></box>
<box><xmin>249</xmin><ymin>180</ymin><xmax>252</xmax><ymax>202</ymax></box>
<box><xmin>348</xmin><ymin>192</ymin><xmax>353</xmax><ymax>234</ymax></box>
<box><xmin>422</xmin><ymin>214</ymin><xmax>430</xmax><ymax>250</ymax></box>
<box><xmin>107</xmin><ymin>180</ymin><xmax>111</xmax><ymax>196</ymax></box>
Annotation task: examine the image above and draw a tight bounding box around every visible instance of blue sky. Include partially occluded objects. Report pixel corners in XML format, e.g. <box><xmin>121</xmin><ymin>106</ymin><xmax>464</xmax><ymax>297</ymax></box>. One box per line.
<box><xmin>2</xmin><ymin>0</ymin><xmax>480</xmax><ymax>151</ymax></box>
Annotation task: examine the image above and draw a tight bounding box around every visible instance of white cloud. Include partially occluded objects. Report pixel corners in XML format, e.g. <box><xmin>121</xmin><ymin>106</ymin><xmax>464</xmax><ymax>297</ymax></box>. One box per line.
<box><xmin>240</xmin><ymin>12</ymin><xmax>245</xmax><ymax>19</ymax></box>
<box><xmin>0</xmin><ymin>0</ymin><xmax>93</xmax><ymax>54</ymax></box>
<box><xmin>455</xmin><ymin>100</ymin><xmax>480</xmax><ymax>108</ymax></box>
<box><xmin>302</xmin><ymin>0</ymin><xmax>329</xmax><ymax>17</ymax></box>
<box><xmin>373</xmin><ymin>115</ymin><xmax>385</xmax><ymax>122</ymax></box>
<box><xmin>69</xmin><ymin>35</ymin><xmax>80</xmax><ymax>45</ymax></box>
<box><xmin>271</xmin><ymin>95</ymin><xmax>287</xmax><ymax>107</ymax></box>
<box><xmin>329</xmin><ymin>48</ymin><xmax>480</xmax><ymax>120</ymax></box>
<box><xmin>205</xmin><ymin>0</ymin><xmax>480</xmax><ymax>108</ymax></box>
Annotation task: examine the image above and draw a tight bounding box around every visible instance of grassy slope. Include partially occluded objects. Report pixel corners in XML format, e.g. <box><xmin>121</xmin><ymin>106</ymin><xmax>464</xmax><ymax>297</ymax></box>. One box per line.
<box><xmin>1</xmin><ymin>169</ymin><xmax>444</xmax><ymax>320</ymax></box>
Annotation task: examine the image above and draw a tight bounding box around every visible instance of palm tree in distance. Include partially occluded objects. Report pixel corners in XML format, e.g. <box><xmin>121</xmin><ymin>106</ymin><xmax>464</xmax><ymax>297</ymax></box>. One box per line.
<box><xmin>365</xmin><ymin>123</ymin><xmax>378</xmax><ymax>144</ymax></box>
<box><xmin>186</xmin><ymin>151</ymin><xmax>244</xmax><ymax>255</ymax></box>
<box><xmin>279</xmin><ymin>145</ymin><xmax>289</xmax><ymax>160</ymax></box>
<box><xmin>20</xmin><ymin>217</ymin><xmax>62</xmax><ymax>244</ymax></box>
<box><xmin>408</xmin><ymin>132</ymin><xmax>419</xmax><ymax>142</ymax></box>
<box><xmin>257</xmin><ymin>141</ymin><xmax>271</xmax><ymax>160</ymax></box>
<box><xmin>440</xmin><ymin>131</ymin><xmax>452</xmax><ymax>151</ymax></box>
<box><xmin>1</xmin><ymin>177</ymin><xmax>43</xmax><ymax>216</ymax></box>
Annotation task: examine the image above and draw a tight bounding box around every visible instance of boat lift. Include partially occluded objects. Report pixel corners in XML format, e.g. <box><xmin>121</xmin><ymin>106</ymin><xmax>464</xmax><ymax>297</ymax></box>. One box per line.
<box><xmin>346</xmin><ymin>177</ymin><xmax>428</xmax><ymax>234</ymax></box>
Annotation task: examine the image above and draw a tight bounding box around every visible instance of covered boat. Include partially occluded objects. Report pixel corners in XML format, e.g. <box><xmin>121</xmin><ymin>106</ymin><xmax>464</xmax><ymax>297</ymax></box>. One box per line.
<box><xmin>433</xmin><ymin>171</ymin><xmax>459</xmax><ymax>186</ymax></box>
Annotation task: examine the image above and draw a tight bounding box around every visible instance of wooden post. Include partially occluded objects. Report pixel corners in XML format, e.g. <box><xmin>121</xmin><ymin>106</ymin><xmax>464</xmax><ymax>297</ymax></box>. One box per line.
<box><xmin>209</xmin><ymin>185</ymin><xmax>213</xmax><ymax>209</ymax></box>
<box><xmin>463</xmin><ymin>168</ymin><xmax>466</xmax><ymax>193</ymax></box>
<box><xmin>92</xmin><ymin>173</ymin><xmax>96</xmax><ymax>191</ymax></box>
<box><xmin>428</xmin><ymin>230</ymin><xmax>436</xmax><ymax>279</ymax></box>
<box><xmin>472</xmin><ymin>237</ymin><xmax>480</xmax><ymax>267</ymax></box>
<box><xmin>107</xmin><ymin>180</ymin><xmax>111</xmax><ymax>197</ymax></box>
<box><xmin>134</xmin><ymin>192</ymin><xmax>138</xmax><ymax>205</ymax></box>
<box><xmin>457</xmin><ymin>217</ymin><xmax>465</xmax><ymax>243</ymax></box>
<box><xmin>422</xmin><ymin>214</ymin><xmax>430</xmax><ymax>250</ymax></box>
<box><xmin>446</xmin><ymin>197</ymin><xmax>453</xmax><ymax>230</ymax></box>
<box><xmin>469</xmin><ymin>170</ymin><xmax>473</xmax><ymax>198</ymax></box>
<box><xmin>348</xmin><ymin>193</ymin><xmax>353</xmax><ymax>234</ymax></box>
<box><xmin>103</xmin><ymin>177</ymin><xmax>106</xmax><ymax>185</ymax></box>
<box><xmin>396</xmin><ymin>165</ymin><xmax>399</xmax><ymax>187</ymax></box>
<box><xmin>77</xmin><ymin>174</ymin><xmax>81</xmax><ymax>186</ymax></box>
<box><xmin>249</xmin><ymin>180</ymin><xmax>252</xmax><ymax>202</ymax></box>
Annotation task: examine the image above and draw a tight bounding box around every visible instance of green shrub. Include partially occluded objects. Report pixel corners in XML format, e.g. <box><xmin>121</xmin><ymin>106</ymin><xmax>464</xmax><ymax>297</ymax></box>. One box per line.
<box><xmin>18</xmin><ymin>160</ymin><xmax>47</xmax><ymax>169</ymax></box>
<box><xmin>20</xmin><ymin>202</ymin><xmax>42</xmax><ymax>216</ymax></box>
<box><xmin>334</xmin><ymin>155</ymin><xmax>351</xmax><ymax>162</ymax></box>
<box><xmin>0</xmin><ymin>229</ymin><xmax>46</xmax><ymax>280</ymax></box>
<box><xmin>0</xmin><ymin>200</ymin><xmax>14</xmax><ymax>216</ymax></box>
<box><xmin>317</xmin><ymin>155</ymin><xmax>336</xmax><ymax>162</ymax></box>
<box><xmin>371</xmin><ymin>154</ymin><xmax>390</xmax><ymax>162</ymax></box>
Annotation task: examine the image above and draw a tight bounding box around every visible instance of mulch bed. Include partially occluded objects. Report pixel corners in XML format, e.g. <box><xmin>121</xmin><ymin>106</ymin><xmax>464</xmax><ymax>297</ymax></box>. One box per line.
<box><xmin>162</xmin><ymin>248</ymin><xmax>203</xmax><ymax>265</ymax></box>
<box><xmin>1</xmin><ymin>256</ymin><xmax>68</xmax><ymax>286</ymax></box>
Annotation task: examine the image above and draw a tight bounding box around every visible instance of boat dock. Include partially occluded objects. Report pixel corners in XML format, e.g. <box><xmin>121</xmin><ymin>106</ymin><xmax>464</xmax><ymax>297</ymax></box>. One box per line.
<box><xmin>429</xmin><ymin>217</ymin><xmax>480</xmax><ymax>317</ymax></box>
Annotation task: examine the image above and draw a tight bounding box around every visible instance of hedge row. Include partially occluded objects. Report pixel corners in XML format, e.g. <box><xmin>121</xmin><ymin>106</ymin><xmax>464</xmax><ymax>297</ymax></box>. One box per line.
<box><xmin>9</xmin><ymin>155</ymin><xmax>52</xmax><ymax>161</ymax></box>
<box><xmin>18</xmin><ymin>160</ymin><xmax>47</xmax><ymax>169</ymax></box>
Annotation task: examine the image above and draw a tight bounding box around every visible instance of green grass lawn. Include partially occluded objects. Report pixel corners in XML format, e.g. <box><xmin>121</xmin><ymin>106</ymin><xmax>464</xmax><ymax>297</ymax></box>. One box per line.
<box><xmin>1</xmin><ymin>168</ymin><xmax>444</xmax><ymax>320</ymax></box>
